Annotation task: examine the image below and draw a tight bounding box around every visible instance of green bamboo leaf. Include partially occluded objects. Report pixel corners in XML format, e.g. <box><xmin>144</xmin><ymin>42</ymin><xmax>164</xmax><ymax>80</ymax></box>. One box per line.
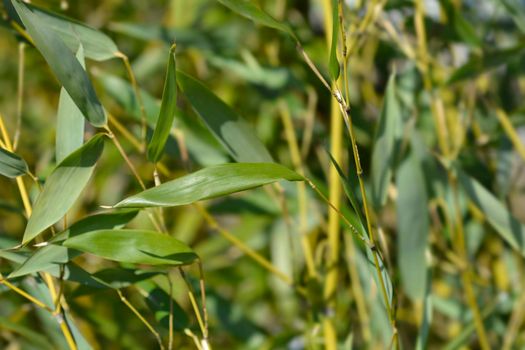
<box><xmin>328</xmin><ymin>0</ymin><xmax>340</xmax><ymax>80</ymax></box>
<box><xmin>0</xmin><ymin>147</ymin><xmax>28</xmax><ymax>178</ymax></box>
<box><xmin>136</xmin><ymin>280</ymin><xmax>190</xmax><ymax>331</ymax></box>
<box><xmin>147</xmin><ymin>45</ymin><xmax>177</xmax><ymax>163</ymax></box>
<box><xmin>63</xmin><ymin>229</ymin><xmax>198</xmax><ymax>266</ymax></box>
<box><xmin>115</xmin><ymin>163</ymin><xmax>303</xmax><ymax>208</ymax></box>
<box><xmin>23</xmin><ymin>134</ymin><xmax>106</xmax><ymax>244</ymax></box>
<box><xmin>11</xmin><ymin>0</ymin><xmax>107</xmax><ymax>127</ymax></box>
<box><xmin>72</xmin><ymin>268</ymin><xmax>159</xmax><ymax>297</ymax></box>
<box><xmin>6</xmin><ymin>1</ymin><xmax>118</xmax><ymax>61</ymax></box>
<box><xmin>371</xmin><ymin>73</ymin><xmax>402</xmax><ymax>208</ymax></box>
<box><xmin>498</xmin><ymin>0</ymin><xmax>525</xmax><ymax>34</ymax></box>
<box><xmin>95</xmin><ymin>71</ymin><xmax>230</xmax><ymax>166</ymax></box>
<box><xmin>95</xmin><ymin>72</ymin><xmax>160</xmax><ymax>125</ymax></box>
<box><xmin>217</xmin><ymin>0</ymin><xmax>297</xmax><ymax>41</ymax></box>
<box><xmin>10</xmin><ymin>210</ymin><xmax>138</xmax><ymax>278</ymax></box>
<box><xmin>397</xmin><ymin>151</ymin><xmax>429</xmax><ymax>300</ymax></box>
<box><xmin>440</xmin><ymin>0</ymin><xmax>481</xmax><ymax>47</ymax></box>
<box><xmin>177</xmin><ymin>71</ymin><xmax>273</xmax><ymax>163</ymax></box>
<box><xmin>457</xmin><ymin>168</ymin><xmax>525</xmax><ymax>256</ymax></box>
<box><xmin>56</xmin><ymin>45</ymin><xmax>86</xmax><ymax>163</ymax></box>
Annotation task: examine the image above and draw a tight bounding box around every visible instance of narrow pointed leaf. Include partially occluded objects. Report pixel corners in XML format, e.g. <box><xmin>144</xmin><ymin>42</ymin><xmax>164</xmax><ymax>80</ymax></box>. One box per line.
<box><xmin>457</xmin><ymin>168</ymin><xmax>525</xmax><ymax>256</ymax></box>
<box><xmin>115</xmin><ymin>163</ymin><xmax>303</xmax><ymax>208</ymax></box>
<box><xmin>397</xmin><ymin>152</ymin><xmax>429</xmax><ymax>300</ymax></box>
<box><xmin>328</xmin><ymin>0</ymin><xmax>340</xmax><ymax>80</ymax></box>
<box><xmin>23</xmin><ymin>134</ymin><xmax>106</xmax><ymax>244</ymax></box>
<box><xmin>5</xmin><ymin>0</ymin><xmax>118</xmax><ymax>61</ymax></box>
<box><xmin>147</xmin><ymin>45</ymin><xmax>177</xmax><ymax>162</ymax></box>
<box><xmin>371</xmin><ymin>73</ymin><xmax>402</xmax><ymax>208</ymax></box>
<box><xmin>11</xmin><ymin>0</ymin><xmax>107</xmax><ymax>127</ymax></box>
<box><xmin>10</xmin><ymin>210</ymin><xmax>138</xmax><ymax>278</ymax></box>
<box><xmin>63</xmin><ymin>229</ymin><xmax>198</xmax><ymax>266</ymax></box>
<box><xmin>0</xmin><ymin>148</ymin><xmax>28</xmax><ymax>178</ymax></box>
<box><xmin>177</xmin><ymin>71</ymin><xmax>273</xmax><ymax>163</ymax></box>
<box><xmin>56</xmin><ymin>46</ymin><xmax>86</xmax><ymax>163</ymax></box>
<box><xmin>217</xmin><ymin>0</ymin><xmax>297</xmax><ymax>40</ymax></box>
<box><xmin>136</xmin><ymin>280</ymin><xmax>189</xmax><ymax>330</ymax></box>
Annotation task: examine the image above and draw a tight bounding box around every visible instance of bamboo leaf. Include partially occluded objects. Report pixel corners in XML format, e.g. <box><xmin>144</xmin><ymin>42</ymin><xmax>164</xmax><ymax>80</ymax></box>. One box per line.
<box><xmin>136</xmin><ymin>280</ymin><xmax>190</xmax><ymax>331</ymax></box>
<box><xmin>397</xmin><ymin>151</ymin><xmax>429</xmax><ymax>300</ymax></box>
<box><xmin>147</xmin><ymin>45</ymin><xmax>177</xmax><ymax>163</ymax></box>
<box><xmin>23</xmin><ymin>134</ymin><xmax>106</xmax><ymax>244</ymax></box>
<box><xmin>63</xmin><ymin>229</ymin><xmax>198</xmax><ymax>266</ymax></box>
<box><xmin>10</xmin><ymin>210</ymin><xmax>138</xmax><ymax>278</ymax></box>
<box><xmin>11</xmin><ymin>0</ymin><xmax>107</xmax><ymax>127</ymax></box>
<box><xmin>56</xmin><ymin>45</ymin><xmax>86</xmax><ymax>163</ymax></box>
<box><xmin>217</xmin><ymin>0</ymin><xmax>297</xmax><ymax>40</ymax></box>
<box><xmin>115</xmin><ymin>163</ymin><xmax>303</xmax><ymax>208</ymax></box>
<box><xmin>328</xmin><ymin>0</ymin><xmax>340</xmax><ymax>80</ymax></box>
<box><xmin>177</xmin><ymin>71</ymin><xmax>274</xmax><ymax>163</ymax></box>
<box><xmin>5</xmin><ymin>1</ymin><xmax>118</xmax><ymax>61</ymax></box>
<box><xmin>0</xmin><ymin>147</ymin><xmax>28</xmax><ymax>178</ymax></box>
<box><xmin>371</xmin><ymin>73</ymin><xmax>402</xmax><ymax>208</ymax></box>
<box><xmin>457</xmin><ymin>168</ymin><xmax>525</xmax><ymax>256</ymax></box>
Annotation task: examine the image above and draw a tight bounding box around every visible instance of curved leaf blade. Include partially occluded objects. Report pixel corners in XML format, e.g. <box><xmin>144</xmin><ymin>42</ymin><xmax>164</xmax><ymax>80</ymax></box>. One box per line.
<box><xmin>11</xmin><ymin>0</ymin><xmax>107</xmax><ymax>127</ymax></box>
<box><xmin>147</xmin><ymin>45</ymin><xmax>177</xmax><ymax>163</ymax></box>
<box><xmin>217</xmin><ymin>0</ymin><xmax>297</xmax><ymax>40</ymax></box>
<box><xmin>457</xmin><ymin>168</ymin><xmax>525</xmax><ymax>256</ymax></box>
<box><xmin>115</xmin><ymin>163</ymin><xmax>303</xmax><ymax>208</ymax></box>
<box><xmin>177</xmin><ymin>71</ymin><xmax>273</xmax><ymax>163</ymax></box>
<box><xmin>10</xmin><ymin>210</ymin><xmax>138</xmax><ymax>278</ymax></box>
<box><xmin>56</xmin><ymin>46</ymin><xmax>86</xmax><ymax>163</ymax></box>
<box><xmin>371</xmin><ymin>73</ymin><xmax>402</xmax><ymax>208</ymax></box>
<box><xmin>63</xmin><ymin>229</ymin><xmax>198</xmax><ymax>266</ymax></box>
<box><xmin>0</xmin><ymin>148</ymin><xmax>28</xmax><ymax>178</ymax></box>
<box><xmin>23</xmin><ymin>134</ymin><xmax>106</xmax><ymax>244</ymax></box>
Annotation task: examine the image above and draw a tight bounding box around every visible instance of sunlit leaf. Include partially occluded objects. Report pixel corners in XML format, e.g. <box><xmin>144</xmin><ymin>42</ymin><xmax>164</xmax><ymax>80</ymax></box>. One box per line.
<box><xmin>177</xmin><ymin>71</ymin><xmax>274</xmax><ymax>163</ymax></box>
<box><xmin>56</xmin><ymin>45</ymin><xmax>85</xmax><ymax>163</ymax></box>
<box><xmin>23</xmin><ymin>134</ymin><xmax>106</xmax><ymax>244</ymax></box>
<box><xmin>147</xmin><ymin>45</ymin><xmax>177</xmax><ymax>163</ymax></box>
<box><xmin>11</xmin><ymin>210</ymin><xmax>138</xmax><ymax>278</ymax></box>
<box><xmin>114</xmin><ymin>163</ymin><xmax>303</xmax><ymax>208</ymax></box>
<box><xmin>0</xmin><ymin>147</ymin><xmax>28</xmax><ymax>178</ymax></box>
<box><xmin>371</xmin><ymin>73</ymin><xmax>402</xmax><ymax>208</ymax></box>
<box><xmin>11</xmin><ymin>0</ymin><xmax>107</xmax><ymax>127</ymax></box>
<box><xmin>5</xmin><ymin>1</ymin><xmax>118</xmax><ymax>61</ymax></box>
<box><xmin>63</xmin><ymin>229</ymin><xmax>198</xmax><ymax>266</ymax></box>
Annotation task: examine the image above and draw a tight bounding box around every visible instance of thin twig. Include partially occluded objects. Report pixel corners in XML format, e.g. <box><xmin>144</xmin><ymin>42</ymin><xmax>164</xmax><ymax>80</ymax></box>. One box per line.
<box><xmin>117</xmin><ymin>289</ymin><xmax>165</xmax><ymax>350</ymax></box>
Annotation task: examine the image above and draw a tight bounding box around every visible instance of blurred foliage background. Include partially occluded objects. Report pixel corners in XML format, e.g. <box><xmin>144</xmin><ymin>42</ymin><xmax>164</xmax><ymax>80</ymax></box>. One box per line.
<box><xmin>2</xmin><ymin>0</ymin><xmax>525</xmax><ymax>349</ymax></box>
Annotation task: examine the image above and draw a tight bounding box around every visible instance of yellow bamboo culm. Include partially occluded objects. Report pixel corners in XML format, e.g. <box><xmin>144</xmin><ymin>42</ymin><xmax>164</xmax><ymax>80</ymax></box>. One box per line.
<box><xmin>320</xmin><ymin>0</ymin><xmax>343</xmax><ymax>348</ymax></box>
